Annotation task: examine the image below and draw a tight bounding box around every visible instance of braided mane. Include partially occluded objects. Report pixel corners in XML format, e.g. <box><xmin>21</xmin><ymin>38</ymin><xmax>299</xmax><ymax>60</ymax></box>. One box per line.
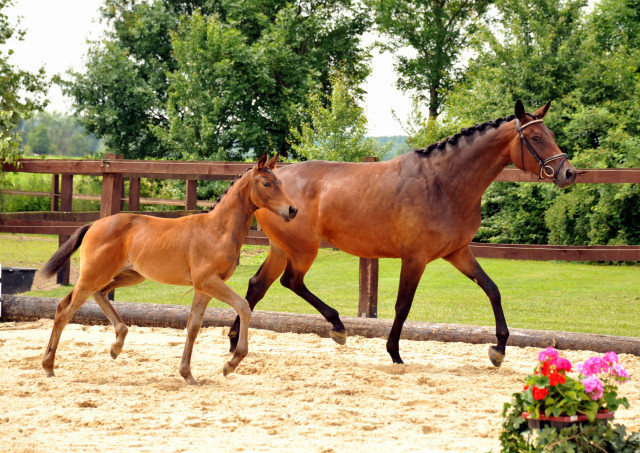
<box><xmin>413</xmin><ymin>114</ymin><xmax>527</xmax><ymax>156</ymax></box>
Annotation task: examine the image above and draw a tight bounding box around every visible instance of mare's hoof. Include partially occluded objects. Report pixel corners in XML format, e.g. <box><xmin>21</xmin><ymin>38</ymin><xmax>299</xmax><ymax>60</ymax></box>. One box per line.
<box><xmin>329</xmin><ymin>329</ymin><xmax>347</xmax><ymax>345</ymax></box>
<box><xmin>223</xmin><ymin>362</ymin><xmax>236</xmax><ymax>377</ymax></box>
<box><xmin>110</xmin><ymin>344</ymin><xmax>123</xmax><ymax>359</ymax></box>
<box><xmin>43</xmin><ymin>368</ymin><xmax>55</xmax><ymax>378</ymax></box>
<box><xmin>489</xmin><ymin>345</ymin><xmax>505</xmax><ymax>368</ymax></box>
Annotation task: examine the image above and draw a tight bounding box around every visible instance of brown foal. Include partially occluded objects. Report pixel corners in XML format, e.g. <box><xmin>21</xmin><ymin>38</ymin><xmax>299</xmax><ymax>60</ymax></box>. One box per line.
<box><xmin>40</xmin><ymin>153</ymin><xmax>297</xmax><ymax>384</ymax></box>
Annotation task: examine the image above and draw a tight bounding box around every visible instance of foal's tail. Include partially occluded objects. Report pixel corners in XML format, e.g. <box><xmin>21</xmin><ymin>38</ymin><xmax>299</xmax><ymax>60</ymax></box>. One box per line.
<box><xmin>41</xmin><ymin>223</ymin><xmax>92</xmax><ymax>278</ymax></box>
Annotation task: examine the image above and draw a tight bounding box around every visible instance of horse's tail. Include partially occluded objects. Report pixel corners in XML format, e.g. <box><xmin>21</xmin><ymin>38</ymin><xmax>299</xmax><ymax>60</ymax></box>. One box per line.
<box><xmin>41</xmin><ymin>223</ymin><xmax>92</xmax><ymax>278</ymax></box>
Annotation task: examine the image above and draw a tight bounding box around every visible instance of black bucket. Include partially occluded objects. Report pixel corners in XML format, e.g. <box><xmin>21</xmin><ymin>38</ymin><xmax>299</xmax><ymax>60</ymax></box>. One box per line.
<box><xmin>1</xmin><ymin>267</ymin><xmax>37</xmax><ymax>295</ymax></box>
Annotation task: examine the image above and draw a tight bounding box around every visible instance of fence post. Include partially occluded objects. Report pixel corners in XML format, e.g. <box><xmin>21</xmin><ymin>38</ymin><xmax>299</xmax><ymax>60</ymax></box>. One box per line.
<box><xmin>128</xmin><ymin>177</ymin><xmax>140</xmax><ymax>212</ymax></box>
<box><xmin>56</xmin><ymin>174</ymin><xmax>74</xmax><ymax>285</ymax></box>
<box><xmin>100</xmin><ymin>153</ymin><xmax>124</xmax><ymax>218</ymax></box>
<box><xmin>358</xmin><ymin>156</ymin><xmax>379</xmax><ymax>318</ymax></box>
<box><xmin>51</xmin><ymin>174</ymin><xmax>60</xmax><ymax>211</ymax></box>
<box><xmin>186</xmin><ymin>180</ymin><xmax>197</xmax><ymax>210</ymax></box>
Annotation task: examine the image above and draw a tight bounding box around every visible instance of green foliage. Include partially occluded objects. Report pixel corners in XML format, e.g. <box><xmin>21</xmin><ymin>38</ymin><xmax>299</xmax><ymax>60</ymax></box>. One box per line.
<box><xmin>0</xmin><ymin>110</ymin><xmax>22</xmax><ymax>187</ymax></box>
<box><xmin>427</xmin><ymin>0</ymin><xmax>640</xmax><ymax>246</ymax></box>
<box><xmin>290</xmin><ymin>72</ymin><xmax>385</xmax><ymax>161</ymax></box>
<box><xmin>61</xmin><ymin>0</ymin><xmax>371</xmax><ymax>160</ymax></box>
<box><xmin>367</xmin><ymin>0</ymin><xmax>492</xmax><ymax>119</ymax></box>
<box><xmin>15</xmin><ymin>112</ymin><xmax>103</xmax><ymax>157</ymax></box>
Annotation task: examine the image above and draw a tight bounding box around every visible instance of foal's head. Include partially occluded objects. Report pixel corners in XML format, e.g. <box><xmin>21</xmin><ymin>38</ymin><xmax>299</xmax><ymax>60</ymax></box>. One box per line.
<box><xmin>250</xmin><ymin>152</ymin><xmax>298</xmax><ymax>221</ymax></box>
<box><xmin>509</xmin><ymin>100</ymin><xmax>577</xmax><ymax>188</ymax></box>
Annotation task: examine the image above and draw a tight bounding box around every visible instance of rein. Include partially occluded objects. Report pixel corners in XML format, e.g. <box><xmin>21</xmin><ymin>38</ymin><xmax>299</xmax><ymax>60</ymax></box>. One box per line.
<box><xmin>516</xmin><ymin>118</ymin><xmax>567</xmax><ymax>181</ymax></box>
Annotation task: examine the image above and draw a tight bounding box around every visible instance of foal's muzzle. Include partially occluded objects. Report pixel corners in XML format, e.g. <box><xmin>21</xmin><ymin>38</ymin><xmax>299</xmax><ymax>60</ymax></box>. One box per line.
<box><xmin>280</xmin><ymin>205</ymin><xmax>298</xmax><ymax>222</ymax></box>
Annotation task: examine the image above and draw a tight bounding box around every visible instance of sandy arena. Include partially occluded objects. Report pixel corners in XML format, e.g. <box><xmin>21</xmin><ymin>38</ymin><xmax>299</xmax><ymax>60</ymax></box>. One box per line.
<box><xmin>1</xmin><ymin>319</ymin><xmax>639</xmax><ymax>452</ymax></box>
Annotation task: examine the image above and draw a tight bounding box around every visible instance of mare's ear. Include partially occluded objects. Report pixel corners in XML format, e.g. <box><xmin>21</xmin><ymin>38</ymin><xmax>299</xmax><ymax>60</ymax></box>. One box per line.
<box><xmin>257</xmin><ymin>151</ymin><xmax>268</xmax><ymax>170</ymax></box>
<box><xmin>534</xmin><ymin>100</ymin><xmax>552</xmax><ymax>119</ymax></box>
<box><xmin>515</xmin><ymin>100</ymin><xmax>527</xmax><ymax>122</ymax></box>
<box><xmin>266</xmin><ymin>152</ymin><xmax>279</xmax><ymax>169</ymax></box>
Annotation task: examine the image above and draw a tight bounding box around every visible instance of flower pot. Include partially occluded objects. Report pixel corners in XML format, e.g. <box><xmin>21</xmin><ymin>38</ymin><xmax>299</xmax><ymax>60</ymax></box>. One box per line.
<box><xmin>1</xmin><ymin>266</ymin><xmax>37</xmax><ymax>295</ymax></box>
<box><xmin>523</xmin><ymin>411</ymin><xmax>615</xmax><ymax>431</ymax></box>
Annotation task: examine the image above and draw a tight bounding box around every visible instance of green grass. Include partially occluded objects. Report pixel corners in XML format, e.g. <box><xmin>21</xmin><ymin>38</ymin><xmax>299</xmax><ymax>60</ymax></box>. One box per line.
<box><xmin>2</xmin><ymin>233</ymin><xmax>639</xmax><ymax>337</ymax></box>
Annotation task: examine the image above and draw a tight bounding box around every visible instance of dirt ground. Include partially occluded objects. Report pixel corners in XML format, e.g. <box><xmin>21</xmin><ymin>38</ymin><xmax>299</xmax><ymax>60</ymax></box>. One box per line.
<box><xmin>1</xmin><ymin>319</ymin><xmax>639</xmax><ymax>453</ymax></box>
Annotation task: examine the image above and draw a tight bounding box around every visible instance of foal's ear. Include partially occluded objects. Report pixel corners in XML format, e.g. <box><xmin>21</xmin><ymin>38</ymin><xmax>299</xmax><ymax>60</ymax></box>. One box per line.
<box><xmin>257</xmin><ymin>151</ymin><xmax>268</xmax><ymax>170</ymax></box>
<box><xmin>534</xmin><ymin>100</ymin><xmax>552</xmax><ymax>119</ymax></box>
<box><xmin>515</xmin><ymin>100</ymin><xmax>527</xmax><ymax>122</ymax></box>
<box><xmin>266</xmin><ymin>153</ymin><xmax>279</xmax><ymax>169</ymax></box>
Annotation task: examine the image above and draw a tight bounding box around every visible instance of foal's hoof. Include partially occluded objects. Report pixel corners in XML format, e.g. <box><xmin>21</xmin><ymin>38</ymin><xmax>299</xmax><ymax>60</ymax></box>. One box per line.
<box><xmin>43</xmin><ymin>367</ymin><xmax>55</xmax><ymax>378</ymax></box>
<box><xmin>110</xmin><ymin>343</ymin><xmax>123</xmax><ymax>359</ymax></box>
<box><xmin>223</xmin><ymin>362</ymin><xmax>236</xmax><ymax>377</ymax></box>
<box><xmin>489</xmin><ymin>345</ymin><xmax>505</xmax><ymax>368</ymax></box>
<box><xmin>329</xmin><ymin>329</ymin><xmax>347</xmax><ymax>345</ymax></box>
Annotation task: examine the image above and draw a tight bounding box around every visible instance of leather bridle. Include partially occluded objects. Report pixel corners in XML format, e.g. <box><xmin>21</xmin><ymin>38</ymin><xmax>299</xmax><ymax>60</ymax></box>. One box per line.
<box><xmin>516</xmin><ymin>118</ymin><xmax>567</xmax><ymax>182</ymax></box>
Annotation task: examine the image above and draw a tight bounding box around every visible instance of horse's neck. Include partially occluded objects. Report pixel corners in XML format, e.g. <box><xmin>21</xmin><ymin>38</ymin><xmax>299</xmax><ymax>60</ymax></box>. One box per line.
<box><xmin>429</xmin><ymin>123</ymin><xmax>513</xmax><ymax>205</ymax></box>
<box><xmin>209</xmin><ymin>173</ymin><xmax>255</xmax><ymax>233</ymax></box>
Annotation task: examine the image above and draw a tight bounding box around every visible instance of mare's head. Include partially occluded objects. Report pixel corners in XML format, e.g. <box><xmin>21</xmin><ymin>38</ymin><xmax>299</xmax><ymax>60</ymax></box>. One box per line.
<box><xmin>510</xmin><ymin>100</ymin><xmax>577</xmax><ymax>188</ymax></box>
<box><xmin>250</xmin><ymin>152</ymin><xmax>298</xmax><ymax>222</ymax></box>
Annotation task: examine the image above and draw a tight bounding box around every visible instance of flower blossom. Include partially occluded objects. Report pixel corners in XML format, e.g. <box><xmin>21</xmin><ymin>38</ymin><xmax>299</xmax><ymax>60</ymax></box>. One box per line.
<box><xmin>549</xmin><ymin>372</ymin><xmax>566</xmax><ymax>386</ymax></box>
<box><xmin>582</xmin><ymin>375</ymin><xmax>604</xmax><ymax>400</ymax></box>
<box><xmin>555</xmin><ymin>357</ymin><xmax>572</xmax><ymax>372</ymax></box>
<box><xmin>538</xmin><ymin>347</ymin><xmax>559</xmax><ymax>364</ymax></box>
<box><xmin>578</xmin><ymin>356</ymin><xmax>609</xmax><ymax>376</ymax></box>
<box><xmin>532</xmin><ymin>386</ymin><xmax>549</xmax><ymax>401</ymax></box>
<box><xmin>604</xmin><ymin>351</ymin><xmax>619</xmax><ymax>365</ymax></box>
<box><xmin>611</xmin><ymin>363</ymin><xmax>629</xmax><ymax>381</ymax></box>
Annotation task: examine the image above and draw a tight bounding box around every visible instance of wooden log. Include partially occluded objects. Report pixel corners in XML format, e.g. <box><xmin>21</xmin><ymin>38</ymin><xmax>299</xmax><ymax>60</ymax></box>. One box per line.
<box><xmin>2</xmin><ymin>295</ymin><xmax>639</xmax><ymax>355</ymax></box>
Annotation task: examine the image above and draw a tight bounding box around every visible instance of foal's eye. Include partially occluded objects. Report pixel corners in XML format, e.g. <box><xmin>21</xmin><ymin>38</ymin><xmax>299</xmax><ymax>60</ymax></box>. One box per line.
<box><xmin>262</xmin><ymin>182</ymin><xmax>271</xmax><ymax>187</ymax></box>
<box><xmin>532</xmin><ymin>135</ymin><xmax>541</xmax><ymax>142</ymax></box>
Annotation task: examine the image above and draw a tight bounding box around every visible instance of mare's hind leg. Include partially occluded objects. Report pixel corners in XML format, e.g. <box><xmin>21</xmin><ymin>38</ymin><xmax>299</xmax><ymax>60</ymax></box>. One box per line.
<box><xmin>94</xmin><ymin>270</ymin><xmax>146</xmax><ymax>359</ymax></box>
<box><xmin>179</xmin><ymin>290</ymin><xmax>211</xmax><ymax>385</ymax></box>
<box><xmin>42</xmin><ymin>286</ymin><xmax>94</xmax><ymax>377</ymax></box>
<box><xmin>444</xmin><ymin>245</ymin><xmax>509</xmax><ymax>367</ymax></box>
<box><xmin>280</xmin><ymin>257</ymin><xmax>347</xmax><ymax>346</ymax></box>
<box><xmin>229</xmin><ymin>245</ymin><xmax>287</xmax><ymax>352</ymax></box>
<box><xmin>386</xmin><ymin>257</ymin><xmax>427</xmax><ymax>364</ymax></box>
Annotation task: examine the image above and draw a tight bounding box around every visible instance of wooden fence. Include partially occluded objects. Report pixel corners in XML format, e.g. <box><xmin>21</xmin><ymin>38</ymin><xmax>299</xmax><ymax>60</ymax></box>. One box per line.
<box><xmin>2</xmin><ymin>155</ymin><xmax>639</xmax><ymax>318</ymax></box>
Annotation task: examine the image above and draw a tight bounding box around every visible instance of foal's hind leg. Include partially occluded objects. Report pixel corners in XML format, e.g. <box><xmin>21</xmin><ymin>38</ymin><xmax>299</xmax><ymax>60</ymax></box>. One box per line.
<box><xmin>94</xmin><ymin>270</ymin><xmax>146</xmax><ymax>359</ymax></box>
<box><xmin>444</xmin><ymin>245</ymin><xmax>509</xmax><ymax>367</ymax></box>
<box><xmin>42</xmin><ymin>286</ymin><xmax>94</xmax><ymax>377</ymax></box>
<box><xmin>179</xmin><ymin>290</ymin><xmax>211</xmax><ymax>385</ymax></box>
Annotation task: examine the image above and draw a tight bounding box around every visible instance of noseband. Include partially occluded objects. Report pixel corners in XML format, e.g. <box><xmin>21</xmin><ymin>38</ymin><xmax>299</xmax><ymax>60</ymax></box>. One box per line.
<box><xmin>515</xmin><ymin>118</ymin><xmax>567</xmax><ymax>182</ymax></box>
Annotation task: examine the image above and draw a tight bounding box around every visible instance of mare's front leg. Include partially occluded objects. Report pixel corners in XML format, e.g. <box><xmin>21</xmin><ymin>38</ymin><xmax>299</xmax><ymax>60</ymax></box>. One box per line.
<box><xmin>386</xmin><ymin>257</ymin><xmax>427</xmax><ymax>364</ymax></box>
<box><xmin>444</xmin><ymin>245</ymin><xmax>509</xmax><ymax>367</ymax></box>
<box><xmin>179</xmin><ymin>290</ymin><xmax>211</xmax><ymax>385</ymax></box>
<box><xmin>196</xmin><ymin>276</ymin><xmax>252</xmax><ymax>377</ymax></box>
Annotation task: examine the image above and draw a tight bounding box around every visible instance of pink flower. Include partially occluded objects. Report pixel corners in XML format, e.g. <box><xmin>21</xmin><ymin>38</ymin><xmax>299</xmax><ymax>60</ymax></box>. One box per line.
<box><xmin>538</xmin><ymin>347</ymin><xmax>559</xmax><ymax>364</ymax></box>
<box><xmin>611</xmin><ymin>363</ymin><xmax>629</xmax><ymax>381</ymax></box>
<box><xmin>604</xmin><ymin>351</ymin><xmax>619</xmax><ymax>365</ymax></box>
<box><xmin>579</xmin><ymin>357</ymin><xmax>609</xmax><ymax>376</ymax></box>
<box><xmin>582</xmin><ymin>375</ymin><xmax>604</xmax><ymax>400</ymax></box>
<box><xmin>555</xmin><ymin>357</ymin><xmax>572</xmax><ymax>372</ymax></box>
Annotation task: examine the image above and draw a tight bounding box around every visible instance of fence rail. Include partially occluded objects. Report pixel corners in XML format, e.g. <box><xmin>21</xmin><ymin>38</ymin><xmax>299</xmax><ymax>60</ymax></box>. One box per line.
<box><xmin>1</xmin><ymin>156</ymin><xmax>639</xmax><ymax>318</ymax></box>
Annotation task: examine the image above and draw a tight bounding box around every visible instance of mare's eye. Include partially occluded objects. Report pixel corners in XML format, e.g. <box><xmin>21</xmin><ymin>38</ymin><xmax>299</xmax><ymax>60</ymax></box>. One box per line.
<box><xmin>532</xmin><ymin>136</ymin><xmax>541</xmax><ymax>142</ymax></box>
<box><xmin>262</xmin><ymin>182</ymin><xmax>271</xmax><ymax>187</ymax></box>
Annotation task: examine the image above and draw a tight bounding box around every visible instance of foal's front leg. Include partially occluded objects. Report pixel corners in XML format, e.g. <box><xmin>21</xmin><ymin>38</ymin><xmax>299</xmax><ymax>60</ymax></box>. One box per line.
<box><xmin>195</xmin><ymin>276</ymin><xmax>252</xmax><ymax>377</ymax></box>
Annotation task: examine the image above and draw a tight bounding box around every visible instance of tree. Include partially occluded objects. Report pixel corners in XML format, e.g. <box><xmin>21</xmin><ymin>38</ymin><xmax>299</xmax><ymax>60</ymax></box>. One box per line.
<box><xmin>367</xmin><ymin>0</ymin><xmax>492</xmax><ymax>121</ymax></box>
<box><xmin>60</xmin><ymin>0</ymin><xmax>371</xmax><ymax>160</ymax></box>
<box><xmin>1</xmin><ymin>0</ymin><xmax>49</xmax><ymax>186</ymax></box>
<box><xmin>290</xmin><ymin>72</ymin><xmax>385</xmax><ymax>162</ymax></box>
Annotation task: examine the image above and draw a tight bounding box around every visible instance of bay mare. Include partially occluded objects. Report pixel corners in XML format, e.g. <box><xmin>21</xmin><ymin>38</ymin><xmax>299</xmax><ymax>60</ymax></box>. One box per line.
<box><xmin>228</xmin><ymin>101</ymin><xmax>577</xmax><ymax>367</ymax></box>
<box><xmin>40</xmin><ymin>153</ymin><xmax>297</xmax><ymax>385</ymax></box>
